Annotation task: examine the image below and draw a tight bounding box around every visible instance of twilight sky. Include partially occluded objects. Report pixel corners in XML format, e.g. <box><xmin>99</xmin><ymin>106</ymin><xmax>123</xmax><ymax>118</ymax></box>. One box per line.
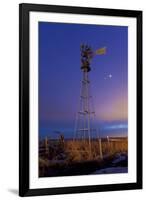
<box><xmin>39</xmin><ymin>22</ymin><xmax>128</xmax><ymax>138</ymax></box>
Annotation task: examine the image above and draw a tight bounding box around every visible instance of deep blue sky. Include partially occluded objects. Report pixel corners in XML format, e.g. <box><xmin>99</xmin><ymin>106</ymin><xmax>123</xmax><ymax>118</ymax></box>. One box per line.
<box><xmin>39</xmin><ymin>22</ymin><xmax>128</xmax><ymax>138</ymax></box>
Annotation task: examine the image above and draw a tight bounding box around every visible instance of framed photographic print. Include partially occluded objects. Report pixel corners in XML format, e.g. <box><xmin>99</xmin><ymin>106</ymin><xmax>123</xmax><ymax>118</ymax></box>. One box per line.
<box><xmin>19</xmin><ymin>3</ymin><xmax>142</xmax><ymax>196</ymax></box>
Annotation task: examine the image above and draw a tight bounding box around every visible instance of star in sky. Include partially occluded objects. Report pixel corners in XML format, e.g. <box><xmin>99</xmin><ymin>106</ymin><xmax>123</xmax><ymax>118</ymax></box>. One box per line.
<box><xmin>108</xmin><ymin>74</ymin><xmax>112</xmax><ymax>78</ymax></box>
<box><xmin>104</xmin><ymin>74</ymin><xmax>113</xmax><ymax>80</ymax></box>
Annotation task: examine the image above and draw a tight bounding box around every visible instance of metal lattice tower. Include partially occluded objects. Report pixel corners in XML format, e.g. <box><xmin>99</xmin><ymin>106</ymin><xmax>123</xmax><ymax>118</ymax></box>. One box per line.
<box><xmin>74</xmin><ymin>44</ymin><xmax>98</xmax><ymax>154</ymax></box>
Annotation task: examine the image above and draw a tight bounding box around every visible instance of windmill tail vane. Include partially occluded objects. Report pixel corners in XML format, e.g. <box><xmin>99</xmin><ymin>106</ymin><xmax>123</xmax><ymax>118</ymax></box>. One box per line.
<box><xmin>95</xmin><ymin>47</ymin><xmax>107</xmax><ymax>55</ymax></box>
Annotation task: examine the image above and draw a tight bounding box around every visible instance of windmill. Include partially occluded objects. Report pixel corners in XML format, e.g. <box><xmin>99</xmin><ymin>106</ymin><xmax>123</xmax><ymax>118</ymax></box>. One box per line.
<box><xmin>74</xmin><ymin>44</ymin><xmax>106</xmax><ymax>158</ymax></box>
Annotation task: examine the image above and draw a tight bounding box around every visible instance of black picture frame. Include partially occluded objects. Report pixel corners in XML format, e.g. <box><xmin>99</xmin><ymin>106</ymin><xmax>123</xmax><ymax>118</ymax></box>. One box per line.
<box><xmin>19</xmin><ymin>3</ymin><xmax>143</xmax><ymax>197</ymax></box>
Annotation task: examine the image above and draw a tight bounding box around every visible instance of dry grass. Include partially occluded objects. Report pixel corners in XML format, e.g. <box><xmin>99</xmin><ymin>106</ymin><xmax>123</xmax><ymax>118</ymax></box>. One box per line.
<box><xmin>39</xmin><ymin>137</ymin><xmax>128</xmax><ymax>177</ymax></box>
<box><xmin>39</xmin><ymin>137</ymin><xmax>128</xmax><ymax>162</ymax></box>
<box><xmin>65</xmin><ymin>138</ymin><xmax>128</xmax><ymax>161</ymax></box>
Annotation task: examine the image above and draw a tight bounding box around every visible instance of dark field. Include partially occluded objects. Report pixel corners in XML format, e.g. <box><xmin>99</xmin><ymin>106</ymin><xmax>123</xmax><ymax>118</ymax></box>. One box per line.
<box><xmin>39</xmin><ymin>137</ymin><xmax>128</xmax><ymax>177</ymax></box>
